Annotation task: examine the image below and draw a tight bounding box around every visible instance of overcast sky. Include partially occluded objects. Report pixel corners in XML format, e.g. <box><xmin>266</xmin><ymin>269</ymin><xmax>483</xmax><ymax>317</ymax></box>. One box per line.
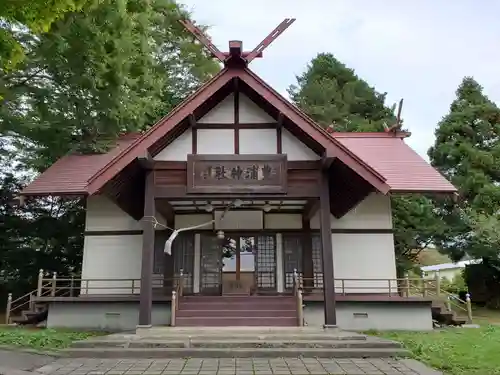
<box><xmin>179</xmin><ymin>0</ymin><xmax>500</xmax><ymax>159</ymax></box>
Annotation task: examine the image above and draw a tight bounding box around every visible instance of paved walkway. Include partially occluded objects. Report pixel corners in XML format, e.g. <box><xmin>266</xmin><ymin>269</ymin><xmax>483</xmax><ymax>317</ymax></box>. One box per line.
<box><xmin>36</xmin><ymin>358</ymin><xmax>442</xmax><ymax>375</ymax></box>
<box><xmin>0</xmin><ymin>349</ymin><xmax>55</xmax><ymax>372</ymax></box>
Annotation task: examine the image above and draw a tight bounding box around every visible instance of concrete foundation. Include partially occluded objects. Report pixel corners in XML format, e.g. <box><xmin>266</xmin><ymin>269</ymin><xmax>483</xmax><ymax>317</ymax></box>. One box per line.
<box><xmin>46</xmin><ymin>301</ymin><xmax>171</xmax><ymax>331</ymax></box>
<box><xmin>304</xmin><ymin>301</ymin><xmax>433</xmax><ymax>331</ymax></box>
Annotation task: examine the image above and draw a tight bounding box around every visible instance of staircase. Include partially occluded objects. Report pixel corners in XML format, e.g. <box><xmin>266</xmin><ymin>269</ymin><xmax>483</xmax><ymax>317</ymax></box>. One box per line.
<box><xmin>175</xmin><ymin>295</ymin><xmax>298</xmax><ymax>327</ymax></box>
<box><xmin>431</xmin><ymin>302</ymin><xmax>468</xmax><ymax>326</ymax></box>
<box><xmin>62</xmin><ymin>327</ymin><xmax>409</xmax><ymax>358</ymax></box>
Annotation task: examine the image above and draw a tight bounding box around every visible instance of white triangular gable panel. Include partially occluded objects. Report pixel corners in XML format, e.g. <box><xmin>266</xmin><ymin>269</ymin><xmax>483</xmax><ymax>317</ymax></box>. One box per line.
<box><xmin>154</xmin><ymin>128</ymin><xmax>192</xmax><ymax>161</ymax></box>
<box><xmin>239</xmin><ymin>94</ymin><xmax>275</xmax><ymax>123</ymax></box>
<box><xmin>198</xmin><ymin>93</ymin><xmax>234</xmax><ymax>123</ymax></box>
<box><xmin>282</xmin><ymin>129</ymin><xmax>320</xmax><ymax>160</ymax></box>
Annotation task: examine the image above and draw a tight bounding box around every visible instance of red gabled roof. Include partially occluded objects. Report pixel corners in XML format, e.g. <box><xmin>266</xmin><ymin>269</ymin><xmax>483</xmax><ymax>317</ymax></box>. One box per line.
<box><xmin>332</xmin><ymin>133</ymin><xmax>456</xmax><ymax>193</ymax></box>
<box><xmin>21</xmin><ymin>67</ymin><xmax>456</xmax><ymax>197</ymax></box>
<box><xmin>21</xmin><ymin>133</ymin><xmax>141</xmax><ymax>196</ymax></box>
<box><xmin>84</xmin><ymin>67</ymin><xmax>391</xmax><ymax>195</ymax></box>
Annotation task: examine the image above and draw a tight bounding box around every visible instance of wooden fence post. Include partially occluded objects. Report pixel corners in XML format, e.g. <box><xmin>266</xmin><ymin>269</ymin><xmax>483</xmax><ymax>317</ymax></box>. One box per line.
<box><xmin>5</xmin><ymin>293</ymin><xmax>12</xmax><ymax>324</ymax></box>
<box><xmin>51</xmin><ymin>272</ymin><xmax>57</xmax><ymax>297</ymax></box>
<box><xmin>37</xmin><ymin>269</ymin><xmax>44</xmax><ymax>297</ymax></box>
<box><xmin>466</xmin><ymin>293</ymin><xmax>473</xmax><ymax>324</ymax></box>
<box><xmin>435</xmin><ymin>273</ymin><xmax>441</xmax><ymax>296</ymax></box>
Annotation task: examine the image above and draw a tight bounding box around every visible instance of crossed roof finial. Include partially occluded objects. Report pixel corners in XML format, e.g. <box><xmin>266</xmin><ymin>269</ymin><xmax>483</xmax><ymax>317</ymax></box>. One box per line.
<box><xmin>180</xmin><ymin>18</ymin><xmax>295</xmax><ymax>67</ymax></box>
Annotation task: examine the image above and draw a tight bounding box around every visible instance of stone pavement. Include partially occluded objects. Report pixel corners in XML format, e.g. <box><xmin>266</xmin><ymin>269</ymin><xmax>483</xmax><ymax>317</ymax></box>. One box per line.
<box><xmin>36</xmin><ymin>358</ymin><xmax>442</xmax><ymax>375</ymax></box>
<box><xmin>0</xmin><ymin>349</ymin><xmax>55</xmax><ymax>372</ymax></box>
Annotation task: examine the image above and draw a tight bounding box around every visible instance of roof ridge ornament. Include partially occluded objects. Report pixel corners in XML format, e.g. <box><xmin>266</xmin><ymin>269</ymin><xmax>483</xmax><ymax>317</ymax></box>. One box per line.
<box><xmin>179</xmin><ymin>18</ymin><xmax>296</xmax><ymax>67</ymax></box>
<box><xmin>384</xmin><ymin>98</ymin><xmax>404</xmax><ymax>133</ymax></box>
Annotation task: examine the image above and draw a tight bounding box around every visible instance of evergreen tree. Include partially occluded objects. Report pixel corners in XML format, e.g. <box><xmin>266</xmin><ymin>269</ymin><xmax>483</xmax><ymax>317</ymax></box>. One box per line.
<box><xmin>288</xmin><ymin>53</ymin><xmax>395</xmax><ymax>131</ymax></box>
<box><xmin>289</xmin><ymin>53</ymin><xmax>441</xmax><ymax>273</ymax></box>
<box><xmin>429</xmin><ymin>77</ymin><xmax>500</xmax><ymax>261</ymax></box>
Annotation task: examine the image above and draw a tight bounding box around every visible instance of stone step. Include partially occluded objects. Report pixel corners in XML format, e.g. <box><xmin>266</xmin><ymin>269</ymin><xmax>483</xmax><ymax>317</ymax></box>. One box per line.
<box><xmin>177</xmin><ymin>309</ymin><xmax>297</xmax><ymax>318</ymax></box>
<box><xmin>72</xmin><ymin>338</ymin><xmax>400</xmax><ymax>349</ymax></box>
<box><xmin>175</xmin><ymin>316</ymin><xmax>297</xmax><ymax>327</ymax></box>
<box><xmin>181</xmin><ymin>295</ymin><xmax>294</xmax><ymax>300</ymax></box>
<box><xmin>179</xmin><ymin>301</ymin><xmax>295</xmax><ymax>310</ymax></box>
<box><xmin>61</xmin><ymin>347</ymin><xmax>409</xmax><ymax>358</ymax></box>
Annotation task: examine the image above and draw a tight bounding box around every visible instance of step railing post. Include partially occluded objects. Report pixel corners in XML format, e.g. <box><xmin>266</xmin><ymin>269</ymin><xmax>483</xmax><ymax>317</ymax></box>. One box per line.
<box><xmin>297</xmin><ymin>289</ymin><xmax>304</xmax><ymax>326</ymax></box>
<box><xmin>404</xmin><ymin>276</ymin><xmax>410</xmax><ymax>297</ymax></box>
<box><xmin>70</xmin><ymin>276</ymin><xmax>75</xmax><ymax>297</ymax></box>
<box><xmin>5</xmin><ymin>293</ymin><xmax>12</xmax><ymax>324</ymax></box>
<box><xmin>37</xmin><ymin>269</ymin><xmax>44</xmax><ymax>297</ymax></box>
<box><xmin>293</xmin><ymin>268</ymin><xmax>298</xmax><ymax>296</ymax></box>
<box><xmin>179</xmin><ymin>269</ymin><xmax>184</xmax><ymax>297</ymax></box>
<box><xmin>51</xmin><ymin>272</ymin><xmax>57</xmax><ymax>297</ymax></box>
<box><xmin>466</xmin><ymin>293</ymin><xmax>473</xmax><ymax>323</ymax></box>
<box><xmin>171</xmin><ymin>291</ymin><xmax>177</xmax><ymax>327</ymax></box>
<box><xmin>435</xmin><ymin>273</ymin><xmax>441</xmax><ymax>296</ymax></box>
<box><xmin>29</xmin><ymin>292</ymin><xmax>34</xmax><ymax>310</ymax></box>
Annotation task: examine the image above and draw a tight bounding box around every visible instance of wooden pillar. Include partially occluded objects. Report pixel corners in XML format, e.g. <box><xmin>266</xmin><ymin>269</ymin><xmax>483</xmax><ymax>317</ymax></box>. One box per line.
<box><xmin>319</xmin><ymin>170</ymin><xmax>336</xmax><ymax>326</ymax></box>
<box><xmin>139</xmin><ymin>170</ymin><xmax>155</xmax><ymax>327</ymax></box>
<box><xmin>302</xmin><ymin>216</ymin><xmax>314</xmax><ymax>293</ymax></box>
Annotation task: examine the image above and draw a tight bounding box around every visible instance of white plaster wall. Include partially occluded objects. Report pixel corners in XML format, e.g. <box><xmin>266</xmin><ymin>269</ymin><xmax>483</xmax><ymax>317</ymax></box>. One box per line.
<box><xmin>175</xmin><ymin>214</ymin><xmax>213</xmax><ymax>230</ymax></box>
<box><xmin>82</xmin><ymin>196</ymin><xmax>143</xmax><ymax>294</ymax></box>
<box><xmin>239</xmin><ymin>94</ymin><xmax>274</xmax><ymax>123</ymax></box>
<box><xmin>153</xmin><ymin>128</ymin><xmax>192</xmax><ymax>161</ymax></box>
<box><xmin>332</xmin><ymin>234</ymin><xmax>398</xmax><ymax>293</ymax></box>
<box><xmin>85</xmin><ymin>195</ymin><xmax>141</xmax><ymax>231</ymax></box>
<box><xmin>310</xmin><ymin>193</ymin><xmax>392</xmax><ymax>230</ymax></box>
<box><xmin>199</xmin><ymin>93</ymin><xmax>234</xmax><ymax>123</ymax></box>
<box><xmin>239</xmin><ymin>128</ymin><xmax>277</xmax><ymax>154</ymax></box>
<box><xmin>265</xmin><ymin>214</ymin><xmax>302</xmax><ymax>229</ymax></box>
<box><xmin>81</xmin><ymin>235</ymin><xmax>143</xmax><ymax>294</ymax></box>
<box><xmin>311</xmin><ymin>193</ymin><xmax>397</xmax><ymax>293</ymax></box>
<box><xmin>214</xmin><ymin>210</ymin><xmax>263</xmax><ymax>230</ymax></box>
<box><xmin>282</xmin><ymin>129</ymin><xmax>320</xmax><ymax>161</ymax></box>
<box><xmin>197</xmin><ymin>129</ymin><xmax>234</xmax><ymax>154</ymax></box>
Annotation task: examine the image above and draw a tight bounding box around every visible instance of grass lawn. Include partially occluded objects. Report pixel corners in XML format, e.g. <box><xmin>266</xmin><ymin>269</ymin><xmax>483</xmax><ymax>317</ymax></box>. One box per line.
<box><xmin>0</xmin><ymin>326</ymin><xmax>102</xmax><ymax>351</ymax></box>
<box><xmin>373</xmin><ymin>325</ymin><xmax>500</xmax><ymax>375</ymax></box>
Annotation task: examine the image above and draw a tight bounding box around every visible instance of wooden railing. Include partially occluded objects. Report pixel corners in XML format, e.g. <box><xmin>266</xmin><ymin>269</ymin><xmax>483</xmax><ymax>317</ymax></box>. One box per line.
<box><xmin>298</xmin><ymin>275</ymin><xmax>473</xmax><ymax>323</ymax></box>
<box><xmin>5</xmin><ymin>269</ymin><xmax>181</xmax><ymax>324</ymax></box>
<box><xmin>171</xmin><ymin>269</ymin><xmax>184</xmax><ymax>327</ymax></box>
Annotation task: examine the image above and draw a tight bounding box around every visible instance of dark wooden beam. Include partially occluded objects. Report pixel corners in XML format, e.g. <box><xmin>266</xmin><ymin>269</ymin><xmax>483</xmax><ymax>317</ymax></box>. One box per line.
<box><xmin>234</xmin><ymin>78</ymin><xmax>240</xmax><ymax>154</ymax></box>
<box><xmin>277</xmin><ymin>112</ymin><xmax>283</xmax><ymax>154</ymax></box>
<box><xmin>302</xmin><ymin>215</ymin><xmax>314</xmax><ymax>293</ymax></box>
<box><xmin>303</xmin><ymin>199</ymin><xmax>320</xmax><ymax>221</ymax></box>
<box><xmin>137</xmin><ymin>152</ymin><xmax>154</xmax><ymax>170</ymax></box>
<box><xmin>139</xmin><ymin>170</ymin><xmax>155</xmax><ymax>326</ymax></box>
<box><xmin>156</xmin><ymin>200</ymin><xmax>175</xmax><ymax>226</ymax></box>
<box><xmin>245</xmin><ymin>19</ymin><xmax>295</xmax><ymax>63</ymax></box>
<box><xmin>189</xmin><ymin>114</ymin><xmax>197</xmax><ymax>154</ymax></box>
<box><xmin>319</xmin><ymin>169</ymin><xmax>336</xmax><ymax>326</ymax></box>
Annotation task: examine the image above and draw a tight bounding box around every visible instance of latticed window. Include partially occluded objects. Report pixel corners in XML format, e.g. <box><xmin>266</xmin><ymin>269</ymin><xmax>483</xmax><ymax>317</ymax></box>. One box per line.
<box><xmin>173</xmin><ymin>232</ymin><xmax>194</xmax><ymax>293</ymax></box>
<box><xmin>312</xmin><ymin>234</ymin><xmax>323</xmax><ymax>288</ymax></box>
<box><xmin>255</xmin><ymin>235</ymin><xmax>276</xmax><ymax>290</ymax></box>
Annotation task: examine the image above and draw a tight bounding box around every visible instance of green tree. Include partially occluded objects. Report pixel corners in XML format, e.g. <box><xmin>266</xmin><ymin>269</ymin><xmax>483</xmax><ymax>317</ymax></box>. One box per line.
<box><xmin>429</xmin><ymin>77</ymin><xmax>500</xmax><ymax>261</ymax></box>
<box><xmin>289</xmin><ymin>53</ymin><xmax>442</xmax><ymax>273</ymax></box>
<box><xmin>0</xmin><ymin>0</ymin><xmax>219</xmax><ymax>301</ymax></box>
<box><xmin>0</xmin><ymin>0</ymin><xmax>88</xmax><ymax>71</ymax></box>
<box><xmin>288</xmin><ymin>53</ymin><xmax>396</xmax><ymax>131</ymax></box>
<box><xmin>1</xmin><ymin>0</ymin><xmax>219</xmax><ymax>169</ymax></box>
